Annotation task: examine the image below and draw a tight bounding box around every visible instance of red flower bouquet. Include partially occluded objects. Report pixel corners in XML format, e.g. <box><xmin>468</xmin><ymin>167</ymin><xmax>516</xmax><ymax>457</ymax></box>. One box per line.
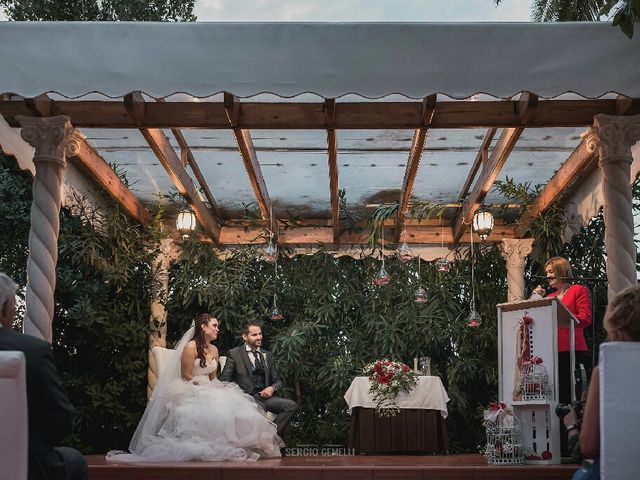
<box><xmin>363</xmin><ymin>359</ymin><xmax>418</xmax><ymax>416</ymax></box>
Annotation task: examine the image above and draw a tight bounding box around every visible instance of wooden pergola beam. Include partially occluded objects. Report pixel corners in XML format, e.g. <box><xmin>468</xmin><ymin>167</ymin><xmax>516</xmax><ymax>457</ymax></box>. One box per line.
<box><xmin>4</xmin><ymin>98</ymin><xmax>639</xmax><ymax>129</ymax></box>
<box><xmin>451</xmin><ymin>127</ymin><xmax>524</xmax><ymax>244</ymax></box>
<box><xmin>515</xmin><ymin>138</ymin><xmax>597</xmax><ymax>238</ymax></box>
<box><xmin>216</xmin><ymin>224</ymin><xmax>516</xmax><ymax>245</ymax></box>
<box><xmin>124</xmin><ymin>92</ymin><xmax>221</xmax><ymax>243</ymax></box>
<box><xmin>23</xmin><ymin>95</ymin><xmax>152</xmax><ymax>225</ymax></box>
<box><xmin>325</xmin><ymin>99</ymin><xmax>340</xmax><ymax>243</ymax></box>
<box><xmin>155</xmin><ymin>99</ymin><xmax>224</xmax><ymax>222</ymax></box>
<box><xmin>224</xmin><ymin>93</ymin><xmax>271</xmax><ymax>220</ymax></box>
<box><xmin>395</xmin><ymin>95</ymin><xmax>437</xmax><ymax>242</ymax></box>
<box><xmin>458</xmin><ymin>128</ymin><xmax>497</xmax><ymax>201</ymax></box>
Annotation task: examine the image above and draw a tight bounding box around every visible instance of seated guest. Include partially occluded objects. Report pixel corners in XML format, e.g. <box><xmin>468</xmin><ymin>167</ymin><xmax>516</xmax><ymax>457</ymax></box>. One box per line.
<box><xmin>0</xmin><ymin>273</ymin><xmax>87</xmax><ymax>480</ymax></box>
<box><xmin>563</xmin><ymin>284</ymin><xmax>640</xmax><ymax>480</ymax></box>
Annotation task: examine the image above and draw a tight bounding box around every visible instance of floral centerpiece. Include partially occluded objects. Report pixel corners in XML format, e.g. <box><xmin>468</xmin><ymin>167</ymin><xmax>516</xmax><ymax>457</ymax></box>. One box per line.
<box><xmin>363</xmin><ymin>359</ymin><xmax>418</xmax><ymax>416</ymax></box>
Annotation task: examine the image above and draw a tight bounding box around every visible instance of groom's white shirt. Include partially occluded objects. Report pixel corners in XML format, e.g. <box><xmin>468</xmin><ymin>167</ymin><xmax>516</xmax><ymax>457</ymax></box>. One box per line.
<box><xmin>244</xmin><ymin>344</ymin><xmax>265</xmax><ymax>367</ymax></box>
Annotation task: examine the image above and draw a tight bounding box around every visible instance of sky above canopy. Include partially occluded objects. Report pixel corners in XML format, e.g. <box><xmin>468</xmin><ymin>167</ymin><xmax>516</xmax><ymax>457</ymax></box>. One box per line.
<box><xmin>193</xmin><ymin>0</ymin><xmax>532</xmax><ymax>22</ymax></box>
<box><xmin>0</xmin><ymin>0</ymin><xmax>534</xmax><ymax>22</ymax></box>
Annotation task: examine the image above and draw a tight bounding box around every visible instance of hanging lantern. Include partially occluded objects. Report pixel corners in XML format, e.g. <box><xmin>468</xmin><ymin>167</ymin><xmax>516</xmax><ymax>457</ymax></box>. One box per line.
<box><xmin>398</xmin><ymin>241</ymin><xmax>414</xmax><ymax>262</ymax></box>
<box><xmin>373</xmin><ymin>266</ymin><xmax>391</xmax><ymax>286</ymax></box>
<box><xmin>466</xmin><ymin>304</ymin><xmax>482</xmax><ymax>328</ymax></box>
<box><xmin>269</xmin><ymin>294</ymin><xmax>285</xmax><ymax>320</ymax></box>
<box><xmin>176</xmin><ymin>209</ymin><xmax>197</xmax><ymax>239</ymax></box>
<box><xmin>414</xmin><ymin>286</ymin><xmax>427</xmax><ymax>304</ymax></box>
<box><xmin>436</xmin><ymin>257</ymin><xmax>451</xmax><ymax>273</ymax></box>
<box><xmin>262</xmin><ymin>242</ymin><xmax>278</xmax><ymax>264</ymax></box>
<box><xmin>472</xmin><ymin>204</ymin><xmax>494</xmax><ymax>241</ymax></box>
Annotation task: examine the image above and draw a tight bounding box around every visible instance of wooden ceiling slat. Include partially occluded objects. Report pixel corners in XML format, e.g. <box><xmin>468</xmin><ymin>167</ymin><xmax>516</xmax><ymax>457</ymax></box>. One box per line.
<box><xmin>21</xmin><ymin>95</ymin><xmax>152</xmax><ymax>225</ymax></box>
<box><xmin>515</xmin><ymin>139</ymin><xmax>597</xmax><ymax>238</ymax></box>
<box><xmin>124</xmin><ymin>92</ymin><xmax>221</xmax><ymax>242</ymax></box>
<box><xmin>325</xmin><ymin>99</ymin><xmax>340</xmax><ymax>244</ymax></box>
<box><xmin>224</xmin><ymin>93</ymin><xmax>271</xmax><ymax>220</ymax></box>
<box><xmin>3</xmin><ymin>99</ymin><xmax>637</xmax><ymax>129</ymax></box>
<box><xmin>451</xmin><ymin>127</ymin><xmax>524</xmax><ymax>244</ymax></box>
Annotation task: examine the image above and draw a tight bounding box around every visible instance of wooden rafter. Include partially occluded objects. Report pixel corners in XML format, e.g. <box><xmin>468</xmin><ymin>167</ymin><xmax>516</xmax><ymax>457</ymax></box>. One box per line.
<box><xmin>224</xmin><ymin>92</ymin><xmax>271</xmax><ymax>220</ymax></box>
<box><xmin>395</xmin><ymin>95</ymin><xmax>437</xmax><ymax>241</ymax></box>
<box><xmin>23</xmin><ymin>94</ymin><xmax>151</xmax><ymax>225</ymax></box>
<box><xmin>124</xmin><ymin>92</ymin><xmax>221</xmax><ymax>243</ymax></box>
<box><xmin>155</xmin><ymin>99</ymin><xmax>223</xmax><ymax>222</ymax></box>
<box><xmin>4</xmin><ymin>98</ymin><xmax>639</xmax><ymax>129</ymax></box>
<box><xmin>451</xmin><ymin>127</ymin><xmax>524</xmax><ymax>244</ymax></box>
<box><xmin>515</xmin><ymin>139</ymin><xmax>597</xmax><ymax>238</ymax></box>
<box><xmin>325</xmin><ymin>99</ymin><xmax>340</xmax><ymax>243</ymax></box>
<box><xmin>458</xmin><ymin>128</ymin><xmax>497</xmax><ymax>201</ymax></box>
<box><xmin>451</xmin><ymin>93</ymin><xmax>537</xmax><ymax>244</ymax></box>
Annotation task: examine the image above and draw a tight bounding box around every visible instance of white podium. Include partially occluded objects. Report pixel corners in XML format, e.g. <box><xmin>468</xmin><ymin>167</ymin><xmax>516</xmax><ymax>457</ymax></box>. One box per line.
<box><xmin>497</xmin><ymin>298</ymin><xmax>578</xmax><ymax>465</ymax></box>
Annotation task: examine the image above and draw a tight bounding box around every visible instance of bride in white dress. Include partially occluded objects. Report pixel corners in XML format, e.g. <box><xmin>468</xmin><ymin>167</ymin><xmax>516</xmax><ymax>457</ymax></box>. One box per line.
<box><xmin>108</xmin><ymin>314</ymin><xmax>283</xmax><ymax>462</ymax></box>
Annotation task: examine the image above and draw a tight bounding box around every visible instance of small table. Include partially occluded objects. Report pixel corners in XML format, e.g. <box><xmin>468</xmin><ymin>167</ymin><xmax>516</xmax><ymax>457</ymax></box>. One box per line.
<box><xmin>344</xmin><ymin>376</ymin><xmax>450</xmax><ymax>454</ymax></box>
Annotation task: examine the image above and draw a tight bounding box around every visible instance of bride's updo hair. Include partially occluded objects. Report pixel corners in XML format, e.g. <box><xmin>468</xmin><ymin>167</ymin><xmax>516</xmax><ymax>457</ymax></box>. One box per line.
<box><xmin>192</xmin><ymin>313</ymin><xmax>215</xmax><ymax>368</ymax></box>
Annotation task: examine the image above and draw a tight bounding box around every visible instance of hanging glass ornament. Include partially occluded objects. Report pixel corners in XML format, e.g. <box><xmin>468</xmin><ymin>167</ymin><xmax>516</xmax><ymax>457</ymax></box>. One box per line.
<box><xmin>436</xmin><ymin>257</ymin><xmax>451</xmax><ymax>273</ymax></box>
<box><xmin>398</xmin><ymin>241</ymin><xmax>414</xmax><ymax>262</ymax></box>
<box><xmin>269</xmin><ymin>293</ymin><xmax>285</xmax><ymax>320</ymax></box>
<box><xmin>414</xmin><ymin>286</ymin><xmax>427</xmax><ymax>304</ymax></box>
<box><xmin>374</xmin><ymin>266</ymin><xmax>391</xmax><ymax>286</ymax></box>
<box><xmin>466</xmin><ymin>306</ymin><xmax>482</xmax><ymax>328</ymax></box>
<box><xmin>262</xmin><ymin>242</ymin><xmax>277</xmax><ymax>264</ymax></box>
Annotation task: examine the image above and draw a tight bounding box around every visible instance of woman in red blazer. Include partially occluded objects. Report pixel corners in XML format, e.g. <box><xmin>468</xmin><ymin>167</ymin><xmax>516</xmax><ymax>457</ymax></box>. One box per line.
<box><xmin>535</xmin><ymin>256</ymin><xmax>592</xmax><ymax>404</ymax></box>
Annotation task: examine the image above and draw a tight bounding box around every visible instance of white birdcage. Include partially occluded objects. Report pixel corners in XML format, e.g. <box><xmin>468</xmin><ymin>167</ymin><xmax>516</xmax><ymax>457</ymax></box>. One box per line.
<box><xmin>520</xmin><ymin>360</ymin><xmax>549</xmax><ymax>401</ymax></box>
<box><xmin>483</xmin><ymin>406</ymin><xmax>525</xmax><ymax>465</ymax></box>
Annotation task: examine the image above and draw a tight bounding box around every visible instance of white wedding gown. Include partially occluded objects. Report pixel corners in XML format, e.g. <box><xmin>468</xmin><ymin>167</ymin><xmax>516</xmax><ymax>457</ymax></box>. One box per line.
<box><xmin>108</xmin><ymin>358</ymin><xmax>283</xmax><ymax>462</ymax></box>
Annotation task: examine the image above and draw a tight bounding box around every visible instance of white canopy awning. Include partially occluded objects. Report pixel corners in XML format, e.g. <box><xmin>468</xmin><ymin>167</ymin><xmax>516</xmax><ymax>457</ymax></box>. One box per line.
<box><xmin>1</xmin><ymin>21</ymin><xmax>640</xmax><ymax>100</ymax></box>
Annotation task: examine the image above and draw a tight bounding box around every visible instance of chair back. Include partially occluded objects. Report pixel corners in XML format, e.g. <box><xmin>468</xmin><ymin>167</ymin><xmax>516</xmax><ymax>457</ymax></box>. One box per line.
<box><xmin>600</xmin><ymin>342</ymin><xmax>640</xmax><ymax>480</ymax></box>
<box><xmin>151</xmin><ymin>346</ymin><xmax>227</xmax><ymax>379</ymax></box>
<box><xmin>0</xmin><ymin>351</ymin><xmax>28</xmax><ymax>480</ymax></box>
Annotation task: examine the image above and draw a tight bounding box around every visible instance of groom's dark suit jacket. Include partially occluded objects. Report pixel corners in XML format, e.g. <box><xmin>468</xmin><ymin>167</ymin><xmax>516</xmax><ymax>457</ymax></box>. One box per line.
<box><xmin>219</xmin><ymin>346</ymin><xmax>284</xmax><ymax>395</ymax></box>
<box><xmin>0</xmin><ymin>327</ymin><xmax>76</xmax><ymax>480</ymax></box>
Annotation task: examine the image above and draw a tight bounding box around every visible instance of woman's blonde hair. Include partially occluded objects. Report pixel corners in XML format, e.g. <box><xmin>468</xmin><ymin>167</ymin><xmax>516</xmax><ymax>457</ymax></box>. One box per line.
<box><xmin>544</xmin><ymin>257</ymin><xmax>573</xmax><ymax>280</ymax></box>
<box><xmin>604</xmin><ymin>285</ymin><xmax>640</xmax><ymax>342</ymax></box>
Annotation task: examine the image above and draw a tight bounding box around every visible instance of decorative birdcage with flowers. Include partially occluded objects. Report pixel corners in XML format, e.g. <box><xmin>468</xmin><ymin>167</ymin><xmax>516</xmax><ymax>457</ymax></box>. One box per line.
<box><xmin>363</xmin><ymin>359</ymin><xmax>418</xmax><ymax>417</ymax></box>
<box><xmin>483</xmin><ymin>402</ymin><xmax>525</xmax><ymax>465</ymax></box>
<box><xmin>520</xmin><ymin>356</ymin><xmax>550</xmax><ymax>401</ymax></box>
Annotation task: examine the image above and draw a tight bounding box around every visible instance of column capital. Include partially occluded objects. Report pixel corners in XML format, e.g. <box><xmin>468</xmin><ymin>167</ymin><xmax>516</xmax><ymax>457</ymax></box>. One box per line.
<box><xmin>585</xmin><ymin>114</ymin><xmax>640</xmax><ymax>166</ymax></box>
<box><xmin>499</xmin><ymin>238</ymin><xmax>534</xmax><ymax>267</ymax></box>
<box><xmin>15</xmin><ymin>115</ymin><xmax>80</xmax><ymax>167</ymax></box>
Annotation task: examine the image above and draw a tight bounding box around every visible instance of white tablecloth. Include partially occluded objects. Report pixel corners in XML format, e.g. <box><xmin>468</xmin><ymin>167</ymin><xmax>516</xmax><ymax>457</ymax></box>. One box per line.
<box><xmin>344</xmin><ymin>376</ymin><xmax>450</xmax><ymax>418</ymax></box>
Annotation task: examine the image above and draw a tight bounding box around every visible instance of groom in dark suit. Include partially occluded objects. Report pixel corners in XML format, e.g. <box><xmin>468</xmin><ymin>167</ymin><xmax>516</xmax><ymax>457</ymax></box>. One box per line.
<box><xmin>220</xmin><ymin>319</ymin><xmax>298</xmax><ymax>436</ymax></box>
<box><xmin>0</xmin><ymin>273</ymin><xmax>87</xmax><ymax>480</ymax></box>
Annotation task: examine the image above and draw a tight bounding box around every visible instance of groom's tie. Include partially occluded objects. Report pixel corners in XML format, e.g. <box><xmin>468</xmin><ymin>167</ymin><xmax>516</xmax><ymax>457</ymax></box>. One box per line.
<box><xmin>251</xmin><ymin>350</ymin><xmax>264</xmax><ymax>369</ymax></box>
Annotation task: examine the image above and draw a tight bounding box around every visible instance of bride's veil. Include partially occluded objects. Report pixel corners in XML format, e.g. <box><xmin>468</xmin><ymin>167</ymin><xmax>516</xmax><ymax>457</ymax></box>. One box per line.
<box><xmin>128</xmin><ymin>323</ymin><xmax>196</xmax><ymax>454</ymax></box>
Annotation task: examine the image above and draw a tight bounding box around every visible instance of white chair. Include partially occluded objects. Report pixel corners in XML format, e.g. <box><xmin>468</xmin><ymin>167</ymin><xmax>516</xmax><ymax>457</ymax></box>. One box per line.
<box><xmin>0</xmin><ymin>351</ymin><xmax>28</xmax><ymax>480</ymax></box>
<box><xmin>599</xmin><ymin>342</ymin><xmax>640</xmax><ymax>480</ymax></box>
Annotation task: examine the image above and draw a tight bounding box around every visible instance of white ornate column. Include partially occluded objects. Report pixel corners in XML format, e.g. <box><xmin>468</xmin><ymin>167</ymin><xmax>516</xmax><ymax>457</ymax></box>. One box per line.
<box><xmin>147</xmin><ymin>238</ymin><xmax>179</xmax><ymax>398</ymax></box>
<box><xmin>500</xmin><ymin>238</ymin><xmax>534</xmax><ymax>302</ymax></box>
<box><xmin>587</xmin><ymin>114</ymin><xmax>640</xmax><ymax>301</ymax></box>
<box><xmin>16</xmin><ymin>116</ymin><xmax>80</xmax><ymax>342</ymax></box>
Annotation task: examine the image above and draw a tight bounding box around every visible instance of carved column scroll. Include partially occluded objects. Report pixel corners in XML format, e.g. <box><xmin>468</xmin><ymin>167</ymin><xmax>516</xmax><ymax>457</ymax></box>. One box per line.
<box><xmin>16</xmin><ymin>116</ymin><xmax>80</xmax><ymax>342</ymax></box>
<box><xmin>587</xmin><ymin>114</ymin><xmax>640</xmax><ymax>301</ymax></box>
<box><xmin>500</xmin><ymin>238</ymin><xmax>534</xmax><ymax>302</ymax></box>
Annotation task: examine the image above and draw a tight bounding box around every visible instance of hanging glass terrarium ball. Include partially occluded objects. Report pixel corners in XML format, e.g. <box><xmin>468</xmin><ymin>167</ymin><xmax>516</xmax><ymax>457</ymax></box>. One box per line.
<box><xmin>414</xmin><ymin>286</ymin><xmax>427</xmax><ymax>304</ymax></box>
<box><xmin>373</xmin><ymin>266</ymin><xmax>391</xmax><ymax>286</ymax></box>
<box><xmin>466</xmin><ymin>307</ymin><xmax>482</xmax><ymax>328</ymax></box>
<box><xmin>398</xmin><ymin>241</ymin><xmax>414</xmax><ymax>262</ymax></box>
<box><xmin>269</xmin><ymin>294</ymin><xmax>285</xmax><ymax>320</ymax></box>
<box><xmin>262</xmin><ymin>242</ymin><xmax>277</xmax><ymax>264</ymax></box>
<box><xmin>436</xmin><ymin>257</ymin><xmax>451</xmax><ymax>273</ymax></box>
